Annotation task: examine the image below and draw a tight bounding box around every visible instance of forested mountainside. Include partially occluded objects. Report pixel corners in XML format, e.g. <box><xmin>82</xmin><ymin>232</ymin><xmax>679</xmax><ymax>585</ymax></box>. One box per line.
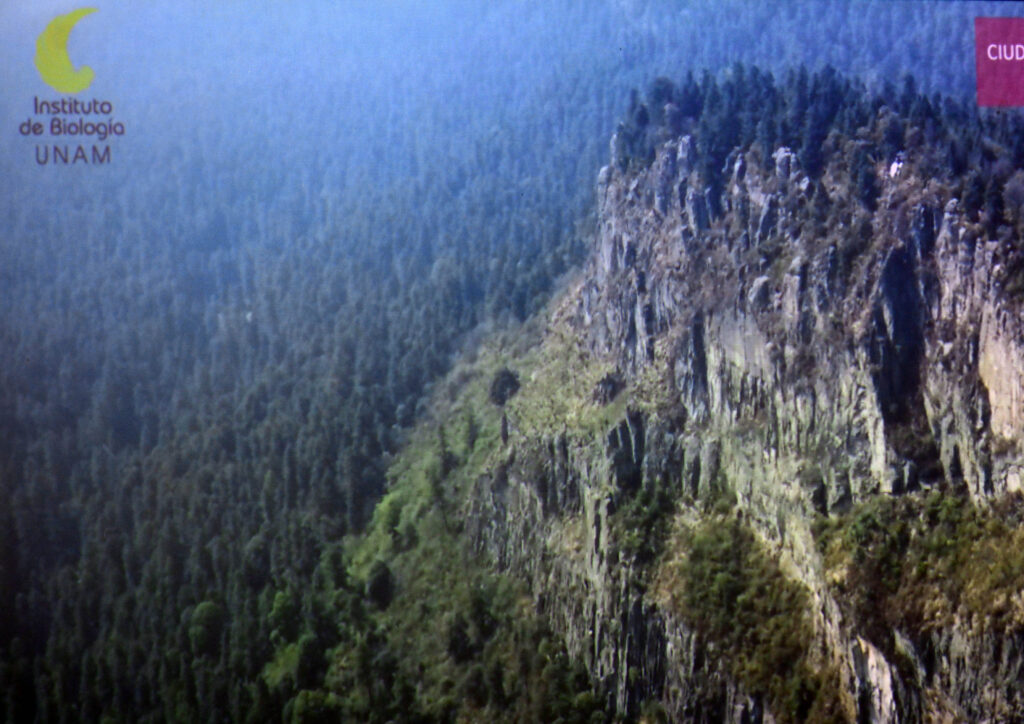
<box><xmin>3</xmin><ymin>1</ymin><xmax>1024</xmax><ymax>722</ymax></box>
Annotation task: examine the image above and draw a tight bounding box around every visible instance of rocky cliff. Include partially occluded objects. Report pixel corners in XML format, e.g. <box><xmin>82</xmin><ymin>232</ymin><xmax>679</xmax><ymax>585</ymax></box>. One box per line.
<box><xmin>453</xmin><ymin>102</ymin><xmax>1024</xmax><ymax>721</ymax></box>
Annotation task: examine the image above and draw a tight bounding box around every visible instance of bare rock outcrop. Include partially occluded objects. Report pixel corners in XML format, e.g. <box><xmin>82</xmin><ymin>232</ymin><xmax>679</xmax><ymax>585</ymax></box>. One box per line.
<box><xmin>464</xmin><ymin>134</ymin><xmax>1024</xmax><ymax>721</ymax></box>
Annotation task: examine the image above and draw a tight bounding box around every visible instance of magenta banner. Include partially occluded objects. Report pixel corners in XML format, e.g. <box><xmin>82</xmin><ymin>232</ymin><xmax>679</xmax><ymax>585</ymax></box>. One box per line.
<box><xmin>976</xmin><ymin>17</ymin><xmax>1024</xmax><ymax>106</ymax></box>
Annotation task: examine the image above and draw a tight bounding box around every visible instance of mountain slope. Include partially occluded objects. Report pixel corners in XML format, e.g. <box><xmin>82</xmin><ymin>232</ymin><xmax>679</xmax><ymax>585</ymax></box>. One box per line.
<box><xmin>354</xmin><ymin>67</ymin><xmax>1024</xmax><ymax>723</ymax></box>
<box><xmin>8</xmin><ymin>4</ymin><xmax>1024</xmax><ymax>719</ymax></box>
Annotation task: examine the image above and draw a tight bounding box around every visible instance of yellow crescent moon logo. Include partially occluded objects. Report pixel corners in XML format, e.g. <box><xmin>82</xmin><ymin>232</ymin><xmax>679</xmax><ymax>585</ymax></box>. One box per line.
<box><xmin>34</xmin><ymin>8</ymin><xmax>98</xmax><ymax>94</ymax></box>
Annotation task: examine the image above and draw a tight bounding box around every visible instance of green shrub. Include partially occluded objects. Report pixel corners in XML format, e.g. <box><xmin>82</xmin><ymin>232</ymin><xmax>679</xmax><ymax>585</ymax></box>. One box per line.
<box><xmin>289</xmin><ymin>689</ymin><xmax>343</xmax><ymax>724</ymax></box>
<box><xmin>668</xmin><ymin>516</ymin><xmax>833</xmax><ymax>722</ymax></box>
<box><xmin>815</xmin><ymin>491</ymin><xmax>1024</xmax><ymax>656</ymax></box>
<box><xmin>188</xmin><ymin>600</ymin><xmax>225</xmax><ymax>657</ymax></box>
<box><xmin>461</xmin><ymin>664</ymin><xmax>489</xmax><ymax>708</ymax></box>
<box><xmin>269</xmin><ymin>589</ymin><xmax>302</xmax><ymax>642</ymax></box>
<box><xmin>365</xmin><ymin>561</ymin><xmax>395</xmax><ymax>610</ymax></box>
<box><xmin>489</xmin><ymin>368</ymin><xmax>521</xmax><ymax>406</ymax></box>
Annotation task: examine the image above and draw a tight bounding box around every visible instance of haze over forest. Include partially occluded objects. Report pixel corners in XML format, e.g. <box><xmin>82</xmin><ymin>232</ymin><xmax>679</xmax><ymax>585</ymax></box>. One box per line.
<box><xmin>3</xmin><ymin>1</ymin><xmax>1024</xmax><ymax>721</ymax></box>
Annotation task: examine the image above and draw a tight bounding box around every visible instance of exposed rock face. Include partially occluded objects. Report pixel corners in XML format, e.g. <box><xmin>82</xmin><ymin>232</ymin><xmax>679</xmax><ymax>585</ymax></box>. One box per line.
<box><xmin>465</xmin><ymin>136</ymin><xmax>1024</xmax><ymax>721</ymax></box>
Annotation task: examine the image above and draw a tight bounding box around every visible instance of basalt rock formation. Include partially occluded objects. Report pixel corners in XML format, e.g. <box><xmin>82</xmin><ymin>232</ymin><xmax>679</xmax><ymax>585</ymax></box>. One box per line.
<box><xmin>454</xmin><ymin>77</ymin><xmax>1024</xmax><ymax>722</ymax></box>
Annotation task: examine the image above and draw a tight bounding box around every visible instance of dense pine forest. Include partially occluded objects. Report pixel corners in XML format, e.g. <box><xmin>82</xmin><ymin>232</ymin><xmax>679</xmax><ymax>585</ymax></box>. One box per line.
<box><xmin>2</xmin><ymin>1</ymin><xmax>1024</xmax><ymax>721</ymax></box>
